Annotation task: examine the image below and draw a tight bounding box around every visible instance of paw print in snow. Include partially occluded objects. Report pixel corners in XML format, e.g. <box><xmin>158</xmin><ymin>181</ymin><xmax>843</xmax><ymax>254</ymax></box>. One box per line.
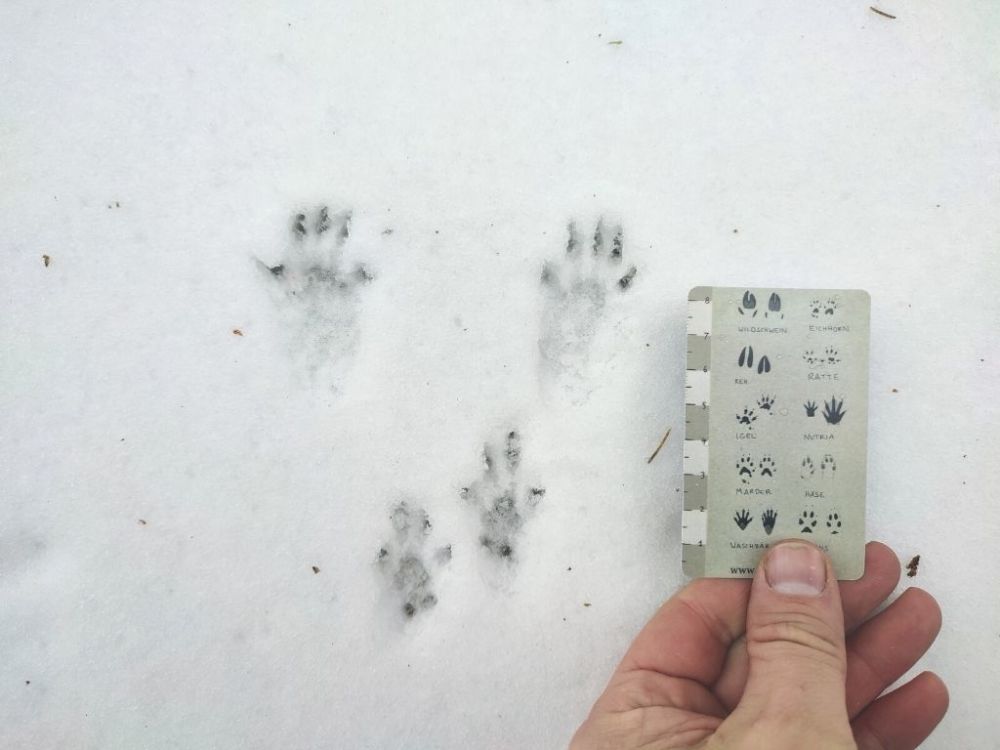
<box><xmin>377</xmin><ymin>502</ymin><xmax>451</xmax><ymax>619</ymax></box>
<box><xmin>758</xmin><ymin>455</ymin><xmax>776</xmax><ymax>478</ymax></box>
<box><xmin>461</xmin><ymin>430</ymin><xmax>545</xmax><ymax>564</ymax></box>
<box><xmin>827</xmin><ymin>512</ymin><xmax>842</xmax><ymax>534</ymax></box>
<box><xmin>538</xmin><ymin>219</ymin><xmax>637</xmax><ymax>401</ymax></box>
<box><xmin>736</xmin><ymin>454</ymin><xmax>755</xmax><ymax>483</ymax></box>
<box><xmin>257</xmin><ymin>207</ymin><xmax>374</xmax><ymax>389</ymax></box>
<box><xmin>798</xmin><ymin>510</ymin><xmax>818</xmax><ymax>533</ymax></box>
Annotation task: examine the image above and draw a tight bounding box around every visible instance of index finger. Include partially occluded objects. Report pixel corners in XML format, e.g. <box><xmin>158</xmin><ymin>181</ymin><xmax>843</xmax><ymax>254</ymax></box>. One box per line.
<box><xmin>617</xmin><ymin>577</ymin><xmax>751</xmax><ymax>685</ymax></box>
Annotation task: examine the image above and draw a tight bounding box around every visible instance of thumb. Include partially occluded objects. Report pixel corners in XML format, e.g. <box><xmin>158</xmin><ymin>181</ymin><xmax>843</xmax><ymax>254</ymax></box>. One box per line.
<box><xmin>737</xmin><ymin>540</ymin><xmax>853</xmax><ymax>741</ymax></box>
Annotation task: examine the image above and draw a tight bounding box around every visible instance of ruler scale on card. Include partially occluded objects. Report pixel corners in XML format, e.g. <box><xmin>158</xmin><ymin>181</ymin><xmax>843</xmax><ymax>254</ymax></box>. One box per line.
<box><xmin>681</xmin><ymin>287</ymin><xmax>713</xmax><ymax>577</ymax></box>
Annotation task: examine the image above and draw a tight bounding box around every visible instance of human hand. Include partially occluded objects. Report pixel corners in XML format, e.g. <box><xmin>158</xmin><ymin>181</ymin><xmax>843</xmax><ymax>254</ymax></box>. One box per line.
<box><xmin>571</xmin><ymin>541</ymin><xmax>947</xmax><ymax>749</ymax></box>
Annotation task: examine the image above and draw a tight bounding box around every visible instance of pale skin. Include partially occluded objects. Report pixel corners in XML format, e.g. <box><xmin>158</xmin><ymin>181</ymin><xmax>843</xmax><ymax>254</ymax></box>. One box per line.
<box><xmin>571</xmin><ymin>541</ymin><xmax>948</xmax><ymax>750</ymax></box>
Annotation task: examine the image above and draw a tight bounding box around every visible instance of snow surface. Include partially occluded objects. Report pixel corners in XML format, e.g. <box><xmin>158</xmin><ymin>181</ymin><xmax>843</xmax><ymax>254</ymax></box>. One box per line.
<box><xmin>2</xmin><ymin>1</ymin><xmax>999</xmax><ymax>748</ymax></box>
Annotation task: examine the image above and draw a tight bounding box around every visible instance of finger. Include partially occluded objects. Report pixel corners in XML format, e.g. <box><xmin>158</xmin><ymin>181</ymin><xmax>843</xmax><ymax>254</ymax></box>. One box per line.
<box><xmin>739</xmin><ymin>541</ymin><xmax>850</xmax><ymax>730</ymax></box>
<box><xmin>617</xmin><ymin>577</ymin><xmax>751</xmax><ymax>685</ymax></box>
<box><xmin>845</xmin><ymin>587</ymin><xmax>942</xmax><ymax>718</ymax></box>
<box><xmin>713</xmin><ymin>541</ymin><xmax>899</xmax><ymax>709</ymax></box>
<box><xmin>852</xmin><ymin>672</ymin><xmax>949</xmax><ymax>750</ymax></box>
<box><xmin>839</xmin><ymin>542</ymin><xmax>902</xmax><ymax>631</ymax></box>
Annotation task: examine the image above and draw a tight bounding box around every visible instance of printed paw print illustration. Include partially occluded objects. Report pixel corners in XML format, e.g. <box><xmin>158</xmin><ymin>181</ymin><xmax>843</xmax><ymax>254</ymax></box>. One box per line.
<box><xmin>823</xmin><ymin>396</ymin><xmax>847</xmax><ymax>425</ymax></box>
<box><xmin>733</xmin><ymin>509</ymin><xmax>753</xmax><ymax>531</ymax></box>
<box><xmin>803</xmin><ymin>400</ymin><xmax>818</xmax><ymax>417</ymax></box>
<box><xmin>736</xmin><ymin>454</ymin><xmax>755</xmax><ymax>484</ymax></box>
<box><xmin>820</xmin><ymin>454</ymin><xmax>837</xmax><ymax>479</ymax></box>
<box><xmin>735</xmin><ymin>407</ymin><xmax>757</xmax><ymax>428</ymax></box>
<box><xmin>738</xmin><ymin>290</ymin><xmax>758</xmax><ymax>317</ymax></box>
<box><xmin>800</xmin><ymin>456</ymin><xmax>815</xmax><ymax>479</ymax></box>
<box><xmin>810</xmin><ymin>297</ymin><xmax>840</xmax><ymax>318</ymax></box>
<box><xmin>827</xmin><ymin>512</ymin><xmax>842</xmax><ymax>534</ymax></box>
<box><xmin>758</xmin><ymin>455</ymin><xmax>776</xmax><ymax>478</ymax></box>
<box><xmin>761</xmin><ymin>509</ymin><xmax>777</xmax><ymax>535</ymax></box>
<box><xmin>765</xmin><ymin>292</ymin><xmax>783</xmax><ymax>319</ymax></box>
<box><xmin>798</xmin><ymin>510</ymin><xmax>818</xmax><ymax>533</ymax></box>
<box><xmin>803</xmin><ymin>347</ymin><xmax>841</xmax><ymax>368</ymax></box>
<box><xmin>737</xmin><ymin>346</ymin><xmax>772</xmax><ymax>374</ymax></box>
<box><xmin>757</xmin><ymin>394</ymin><xmax>775</xmax><ymax>413</ymax></box>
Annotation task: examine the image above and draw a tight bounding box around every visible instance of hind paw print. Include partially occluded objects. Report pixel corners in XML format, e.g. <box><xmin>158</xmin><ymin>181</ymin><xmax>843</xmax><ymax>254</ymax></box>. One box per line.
<box><xmin>800</xmin><ymin>456</ymin><xmax>815</xmax><ymax>479</ymax></box>
<box><xmin>736</xmin><ymin>454</ymin><xmax>756</xmax><ymax>484</ymax></box>
<box><xmin>733</xmin><ymin>509</ymin><xmax>753</xmax><ymax>531</ymax></box>
<box><xmin>823</xmin><ymin>396</ymin><xmax>847</xmax><ymax>425</ymax></box>
<box><xmin>804</xmin><ymin>400</ymin><xmax>818</xmax><ymax>417</ymax></box>
<box><xmin>761</xmin><ymin>509</ymin><xmax>777</xmax><ymax>535</ymax></box>
<box><xmin>820</xmin><ymin>454</ymin><xmax>837</xmax><ymax>478</ymax></box>
<box><xmin>461</xmin><ymin>429</ymin><xmax>545</xmax><ymax>563</ymax></box>
<box><xmin>824</xmin><ymin>347</ymin><xmax>841</xmax><ymax>365</ymax></box>
<box><xmin>257</xmin><ymin>206</ymin><xmax>373</xmax><ymax>388</ymax></box>
<box><xmin>758</xmin><ymin>455</ymin><xmax>776</xmax><ymax>478</ymax></box>
<box><xmin>757</xmin><ymin>395</ymin><xmax>775</xmax><ymax>412</ymax></box>
<box><xmin>798</xmin><ymin>510</ymin><xmax>818</xmax><ymax>533</ymax></box>
<box><xmin>827</xmin><ymin>512</ymin><xmax>842</xmax><ymax>534</ymax></box>
<box><xmin>377</xmin><ymin>502</ymin><xmax>451</xmax><ymax>619</ymax></box>
<box><xmin>539</xmin><ymin>219</ymin><xmax>637</xmax><ymax>400</ymax></box>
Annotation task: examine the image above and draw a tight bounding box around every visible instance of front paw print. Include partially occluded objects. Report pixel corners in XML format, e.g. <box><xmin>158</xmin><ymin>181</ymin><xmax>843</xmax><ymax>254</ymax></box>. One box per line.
<box><xmin>758</xmin><ymin>455</ymin><xmax>776</xmax><ymax>478</ymax></box>
<box><xmin>761</xmin><ymin>509</ymin><xmax>777</xmax><ymax>535</ymax></box>
<box><xmin>757</xmin><ymin>395</ymin><xmax>775</xmax><ymax>412</ymax></box>
<box><xmin>733</xmin><ymin>509</ymin><xmax>753</xmax><ymax>531</ymax></box>
<box><xmin>736</xmin><ymin>408</ymin><xmax>757</xmax><ymax>428</ymax></box>
<box><xmin>736</xmin><ymin>454</ymin><xmax>756</xmax><ymax>484</ymax></box>
<box><xmin>800</xmin><ymin>456</ymin><xmax>815</xmax><ymax>478</ymax></box>
<box><xmin>461</xmin><ymin>429</ymin><xmax>545</xmax><ymax>564</ymax></box>
<box><xmin>798</xmin><ymin>510</ymin><xmax>818</xmax><ymax>533</ymax></box>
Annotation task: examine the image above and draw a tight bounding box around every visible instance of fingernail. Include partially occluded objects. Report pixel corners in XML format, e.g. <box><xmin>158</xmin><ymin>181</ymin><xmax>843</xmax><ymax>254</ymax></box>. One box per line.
<box><xmin>765</xmin><ymin>543</ymin><xmax>827</xmax><ymax>596</ymax></box>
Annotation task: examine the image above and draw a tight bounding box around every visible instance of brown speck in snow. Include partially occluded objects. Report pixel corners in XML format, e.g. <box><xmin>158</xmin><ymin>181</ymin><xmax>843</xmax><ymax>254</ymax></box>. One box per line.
<box><xmin>906</xmin><ymin>555</ymin><xmax>920</xmax><ymax>577</ymax></box>
<box><xmin>42</xmin><ymin>255</ymin><xmax>51</xmax><ymax>267</ymax></box>
<box><xmin>232</xmin><ymin>329</ymin><xmax>244</xmax><ymax>336</ymax></box>
<box><xmin>311</xmin><ymin>566</ymin><xmax>320</xmax><ymax>574</ymax></box>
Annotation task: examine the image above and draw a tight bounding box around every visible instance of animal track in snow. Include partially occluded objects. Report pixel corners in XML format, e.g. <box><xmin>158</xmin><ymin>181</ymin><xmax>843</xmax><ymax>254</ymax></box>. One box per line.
<box><xmin>538</xmin><ymin>219</ymin><xmax>637</xmax><ymax>400</ymax></box>
<box><xmin>257</xmin><ymin>206</ymin><xmax>373</xmax><ymax>389</ymax></box>
<box><xmin>461</xmin><ymin>429</ymin><xmax>545</xmax><ymax>564</ymax></box>
<box><xmin>377</xmin><ymin>502</ymin><xmax>451</xmax><ymax>619</ymax></box>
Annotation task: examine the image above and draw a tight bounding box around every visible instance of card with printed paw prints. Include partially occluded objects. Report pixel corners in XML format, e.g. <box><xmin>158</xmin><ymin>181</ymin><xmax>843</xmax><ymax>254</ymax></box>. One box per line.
<box><xmin>682</xmin><ymin>287</ymin><xmax>871</xmax><ymax>580</ymax></box>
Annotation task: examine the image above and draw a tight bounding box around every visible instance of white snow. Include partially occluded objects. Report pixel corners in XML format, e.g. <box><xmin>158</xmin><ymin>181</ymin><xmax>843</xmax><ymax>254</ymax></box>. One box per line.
<box><xmin>2</xmin><ymin>1</ymin><xmax>998</xmax><ymax>747</ymax></box>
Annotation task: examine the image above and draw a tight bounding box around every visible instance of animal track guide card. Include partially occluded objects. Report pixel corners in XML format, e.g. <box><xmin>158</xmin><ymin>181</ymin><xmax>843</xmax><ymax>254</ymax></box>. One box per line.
<box><xmin>682</xmin><ymin>287</ymin><xmax>870</xmax><ymax>580</ymax></box>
